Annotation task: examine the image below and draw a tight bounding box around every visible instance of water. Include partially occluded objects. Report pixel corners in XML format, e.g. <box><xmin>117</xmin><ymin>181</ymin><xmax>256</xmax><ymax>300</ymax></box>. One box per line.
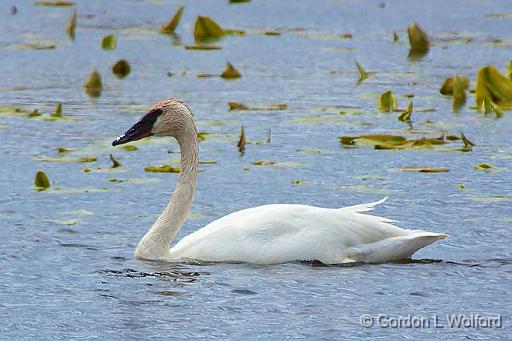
<box><xmin>1</xmin><ymin>0</ymin><xmax>511</xmax><ymax>339</ymax></box>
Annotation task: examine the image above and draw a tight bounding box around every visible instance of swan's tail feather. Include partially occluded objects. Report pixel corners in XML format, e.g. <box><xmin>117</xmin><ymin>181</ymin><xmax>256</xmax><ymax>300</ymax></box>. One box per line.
<box><xmin>339</xmin><ymin>197</ymin><xmax>388</xmax><ymax>213</ymax></box>
<box><xmin>347</xmin><ymin>231</ymin><xmax>447</xmax><ymax>263</ymax></box>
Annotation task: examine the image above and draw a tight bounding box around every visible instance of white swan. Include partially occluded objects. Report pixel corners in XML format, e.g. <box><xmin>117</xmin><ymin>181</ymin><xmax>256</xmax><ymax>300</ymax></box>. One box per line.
<box><xmin>113</xmin><ymin>98</ymin><xmax>446</xmax><ymax>264</ymax></box>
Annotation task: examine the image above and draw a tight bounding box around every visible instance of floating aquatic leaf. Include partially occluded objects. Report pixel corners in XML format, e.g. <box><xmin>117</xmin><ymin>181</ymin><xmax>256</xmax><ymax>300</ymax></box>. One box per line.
<box><xmin>197</xmin><ymin>132</ymin><xmax>209</xmax><ymax>142</ymax></box>
<box><xmin>17</xmin><ymin>43</ymin><xmax>57</xmax><ymax>50</ymax></box>
<box><xmin>34</xmin><ymin>171</ymin><xmax>50</xmax><ymax>190</ymax></box>
<box><xmin>229</xmin><ymin>0</ymin><xmax>251</xmax><ymax>3</ymax></box>
<box><xmin>160</xmin><ymin>5</ymin><xmax>184</xmax><ymax>34</ymax></box>
<box><xmin>28</xmin><ymin>109</ymin><xmax>41</xmax><ymax>117</ymax></box>
<box><xmin>473</xmin><ymin>163</ymin><xmax>494</xmax><ymax>171</ymax></box>
<box><xmin>393</xmin><ymin>31</ymin><xmax>399</xmax><ymax>42</ymax></box>
<box><xmin>112</xmin><ymin>59</ymin><xmax>131</xmax><ymax>79</ymax></box>
<box><xmin>291</xmin><ymin>179</ymin><xmax>305</xmax><ymax>185</ymax></box>
<box><xmin>66</xmin><ymin>9</ymin><xmax>77</xmax><ymax>40</ymax></box>
<box><xmin>264</xmin><ymin>31</ymin><xmax>281</xmax><ymax>36</ymax></box>
<box><xmin>122</xmin><ymin>145</ymin><xmax>138</xmax><ymax>151</ymax></box>
<box><xmin>196</xmin><ymin>73</ymin><xmax>217</xmax><ymax>78</ymax></box>
<box><xmin>221</xmin><ymin>62</ymin><xmax>241</xmax><ymax>79</ymax></box>
<box><xmin>83</xmin><ymin>167</ymin><xmax>91</xmax><ymax>173</ymax></box>
<box><xmin>237</xmin><ymin>125</ymin><xmax>246</xmax><ymax>154</ymax></box>
<box><xmin>452</xmin><ymin>76</ymin><xmax>467</xmax><ymax>112</ymax></box>
<box><xmin>144</xmin><ymin>165</ymin><xmax>180</xmax><ymax>173</ymax></box>
<box><xmin>339</xmin><ymin>134</ymin><xmax>407</xmax><ymax>146</ymax></box>
<box><xmin>339</xmin><ymin>33</ymin><xmax>353</xmax><ymax>39</ymax></box>
<box><xmin>296</xmin><ymin>148</ymin><xmax>331</xmax><ymax>155</ymax></box>
<box><xmin>252</xmin><ymin>160</ymin><xmax>275</xmax><ymax>166</ymax></box>
<box><xmin>51</xmin><ymin>102</ymin><xmax>62</xmax><ymax>117</ymax></box>
<box><xmin>34</xmin><ymin>1</ymin><xmax>74</xmax><ymax>6</ymax></box>
<box><xmin>228</xmin><ymin>102</ymin><xmax>287</xmax><ymax>111</ymax></box>
<box><xmin>101</xmin><ymin>34</ymin><xmax>117</xmax><ymax>49</ymax></box>
<box><xmin>460</xmin><ymin>132</ymin><xmax>475</xmax><ymax>148</ymax></box>
<box><xmin>355</xmin><ymin>61</ymin><xmax>368</xmax><ymax>82</ymax></box>
<box><xmin>446</xmin><ymin>135</ymin><xmax>460</xmax><ymax>141</ymax></box>
<box><xmin>407</xmin><ymin>22</ymin><xmax>430</xmax><ymax>57</ymax></box>
<box><xmin>110</xmin><ymin>154</ymin><xmax>121</xmax><ymax>168</ymax></box>
<box><xmin>440</xmin><ymin>76</ymin><xmax>469</xmax><ymax>95</ymax></box>
<box><xmin>398</xmin><ymin>102</ymin><xmax>413</xmax><ymax>122</ymax></box>
<box><xmin>57</xmin><ymin>147</ymin><xmax>71</xmax><ymax>153</ymax></box>
<box><xmin>194</xmin><ymin>16</ymin><xmax>226</xmax><ymax>41</ymax></box>
<box><xmin>506</xmin><ymin>60</ymin><xmax>512</xmax><ymax>80</ymax></box>
<box><xmin>475</xmin><ymin>65</ymin><xmax>512</xmax><ymax>109</ymax></box>
<box><xmin>36</xmin><ymin>156</ymin><xmax>97</xmax><ymax>163</ymax></box>
<box><xmin>400</xmin><ymin>167</ymin><xmax>449</xmax><ymax>173</ymax></box>
<box><xmin>199</xmin><ymin>160</ymin><xmax>217</xmax><ymax>164</ymax></box>
<box><xmin>378</xmin><ymin>90</ymin><xmax>397</xmax><ymax>112</ymax></box>
<box><xmin>184</xmin><ymin>45</ymin><xmax>223</xmax><ymax>50</ymax></box>
<box><xmin>83</xmin><ymin>69</ymin><xmax>102</xmax><ymax>97</ymax></box>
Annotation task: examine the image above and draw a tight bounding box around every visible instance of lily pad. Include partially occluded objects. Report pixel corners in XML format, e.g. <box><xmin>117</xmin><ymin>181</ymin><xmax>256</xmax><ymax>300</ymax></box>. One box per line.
<box><xmin>378</xmin><ymin>91</ymin><xmax>397</xmax><ymax>112</ymax></box>
<box><xmin>407</xmin><ymin>22</ymin><xmax>430</xmax><ymax>58</ymax></box>
<box><xmin>184</xmin><ymin>45</ymin><xmax>222</xmax><ymax>50</ymax></box>
<box><xmin>228</xmin><ymin>102</ymin><xmax>287</xmax><ymax>111</ymax></box>
<box><xmin>398</xmin><ymin>102</ymin><xmax>413</xmax><ymax>122</ymax></box>
<box><xmin>221</xmin><ymin>62</ymin><xmax>241</xmax><ymax>79</ymax></box>
<box><xmin>452</xmin><ymin>76</ymin><xmax>468</xmax><ymax>112</ymax></box>
<box><xmin>51</xmin><ymin>102</ymin><xmax>62</xmax><ymax>117</ymax></box>
<box><xmin>83</xmin><ymin>69</ymin><xmax>102</xmax><ymax>97</ymax></box>
<box><xmin>400</xmin><ymin>167</ymin><xmax>449</xmax><ymax>173</ymax></box>
<box><xmin>339</xmin><ymin>134</ymin><xmax>407</xmax><ymax>146</ymax></box>
<box><xmin>101</xmin><ymin>34</ymin><xmax>117</xmax><ymax>49</ymax></box>
<box><xmin>160</xmin><ymin>5</ymin><xmax>184</xmax><ymax>34</ymax></box>
<box><xmin>237</xmin><ymin>125</ymin><xmax>246</xmax><ymax>154</ymax></box>
<box><xmin>473</xmin><ymin>163</ymin><xmax>494</xmax><ymax>171</ymax></box>
<box><xmin>112</xmin><ymin>59</ymin><xmax>131</xmax><ymax>79</ymax></box>
<box><xmin>252</xmin><ymin>160</ymin><xmax>275</xmax><ymax>166</ymax></box>
<box><xmin>66</xmin><ymin>9</ymin><xmax>77</xmax><ymax>40</ymax></box>
<box><xmin>475</xmin><ymin>65</ymin><xmax>512</xmax><ymax>110</ymax></box>
<box><xmin>34</xmin><ymin>171</ymin><xmax>50</xmax><ymax>190</ymax></box>
<box><xmin>194</xmin><ymin>16</ymin><xmax>226</xmax><ymax>41</ymax></box>
<box><xmin>144</xmin><ymin>165</ymin><xmax>180</xmax><ymax>173</ymax></box>
<box><xmin>355</xmin><ymin>61</ymin><xmax>369</xmax><ymax>82</ymax></box>
<box><xmin>17</xmin><ymin>42</ymin><xmax>57</xmax><ymax>50</ymax></box>
<box><xmin>440</xmin><ymin>76</ymin><xmax>469</xmax><ymax>95</ymax></box>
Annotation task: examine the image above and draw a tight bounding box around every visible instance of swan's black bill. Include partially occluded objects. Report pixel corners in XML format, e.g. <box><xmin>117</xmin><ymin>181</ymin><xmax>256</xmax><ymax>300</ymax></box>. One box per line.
<box><xmin>112</xmin><ymin>109</ymin><xmax>162</xmax><ymax>146</ymax></box>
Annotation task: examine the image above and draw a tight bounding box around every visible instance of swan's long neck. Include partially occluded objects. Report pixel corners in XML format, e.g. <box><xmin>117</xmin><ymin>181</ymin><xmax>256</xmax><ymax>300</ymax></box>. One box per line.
<box><xmin>135</xmin><ymin>122</ymin><xmax>198</xmax><ymax>260</ymax></box>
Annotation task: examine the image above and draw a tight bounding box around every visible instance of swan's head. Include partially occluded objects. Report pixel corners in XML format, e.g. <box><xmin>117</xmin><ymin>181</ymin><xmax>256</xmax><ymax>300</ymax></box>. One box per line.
<box><xmin>112</xmin><ymin>98</ymin><xmax>194</xmax><ymax>146</ymax></box>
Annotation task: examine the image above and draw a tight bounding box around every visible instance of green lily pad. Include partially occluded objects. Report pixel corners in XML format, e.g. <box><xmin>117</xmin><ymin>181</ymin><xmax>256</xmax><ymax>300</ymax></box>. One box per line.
<box><xmin>407</xmin><ymin>22</ymin><xmax>430</xmax><ymax>58</ymax></box>
<box><xmin>112</xmin><ymin>59</ymin><xmax>131</xmax><ymax>79</ymax></box>
<box><xmin>66</xmin><ymin>9</ymin><xmax>77</xmax><ymax>40</ymax></box>
<box><xmin>160</xmin><ymin>5</ymin><xmax>184</xmax><ymax>34</ymax></box>
<box><xmin>101</xmin><ymin>34</ymin><xmax>117</xmax><ymax>49</ymax></box>
<box><xmin>83</xmin><ymin>69</ymin><xmax>102</xmax><ymax>97</ymax></box>
<box><xmin>221</xmin><ymin>62</ymin><xmax>241</xmax><ymax>79</ymax></box>
<box><xmin>34</xmin><ymin>171</ymin><xmax>50</xmax><ymax>190</ymax></box>
<box><xmin>194</xmin><ymin>16</ymin><xmax>226</xmax><ymax>41</ymax></box>
<box><xmin>237</xmin><ymin>126</ymin><xmax>246</xmax><ymax>154</ymax></box>
<box><xmin>400</xmin><ymin>167</ymin><xmax>449</xmax><ymax>173</ymax></box>
<box><xmin>378</xmin><ymin>90</ymin><xmax>397</xmax><ymax>112</ymax></box>
<box><xmin>144</xmin><ymin>165</ymin><xmax>180</xmax><ymax>173</ymax></box>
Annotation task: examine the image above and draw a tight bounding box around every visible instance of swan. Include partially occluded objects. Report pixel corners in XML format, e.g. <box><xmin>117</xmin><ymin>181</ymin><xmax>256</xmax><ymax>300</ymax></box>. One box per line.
<box><xmin>112</xmin><ymin>98</ymin><xmax>446</xmax><ymax>264</ymax></box>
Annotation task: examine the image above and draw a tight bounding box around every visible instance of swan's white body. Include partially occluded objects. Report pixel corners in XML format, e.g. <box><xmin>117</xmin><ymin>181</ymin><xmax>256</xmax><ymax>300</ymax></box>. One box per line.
<box><xmin>167</xmin><ymin>200</ymin><xmax>446</xmax><ymax>264</ymax></box>
<box><xmin>114</xmin><ymin>99</ymin><xmax>447</xmax><ymax>265</ymax></box>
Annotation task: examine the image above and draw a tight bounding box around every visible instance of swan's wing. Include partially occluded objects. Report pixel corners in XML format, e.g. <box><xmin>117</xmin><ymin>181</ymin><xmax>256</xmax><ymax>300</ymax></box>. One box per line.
<box><xmin>168</xmin><ymin>203</ymin><xmax>444</xmax><ymax>264</ymax></box>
